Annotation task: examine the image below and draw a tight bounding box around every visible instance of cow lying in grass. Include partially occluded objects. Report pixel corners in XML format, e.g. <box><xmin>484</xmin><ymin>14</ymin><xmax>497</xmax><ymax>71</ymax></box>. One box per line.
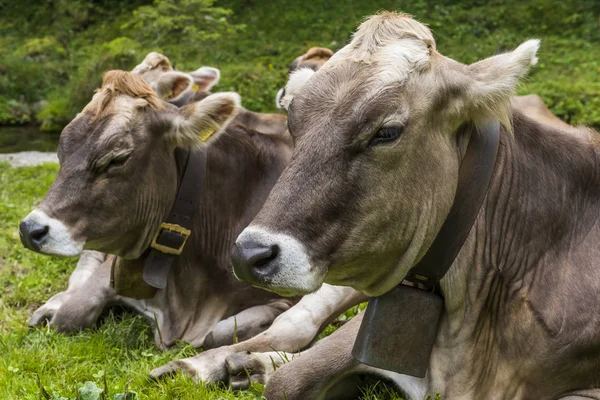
<box><xmin>232</xmin><ymin>11</ymin><xmax>600</xmax><ymax>400</ymax></box>
<box><xmin>20</xmin><ymin>70</ymin><xmax>296</xmax><ymax>351</ymax></box>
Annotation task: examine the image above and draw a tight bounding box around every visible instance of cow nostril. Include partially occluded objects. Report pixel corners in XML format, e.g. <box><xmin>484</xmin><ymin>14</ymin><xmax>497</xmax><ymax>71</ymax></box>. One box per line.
<box><xmin>31</xmin><ymin>225</ymin><xmax>49</xmax><ymax>243</ymax></box>
<box><xmin>19</xmin><ymin>220</ymin><xmax>50</xmax><ymax>252</ymax></box>
<box><xmin>232</xmin><ymin>242</ymin><xmax>281</xmax><ymax>283</ymax></box>
<box><xmin>253</xmin><ymin>244</ymin><xmax>279</xmax><ymax>269</ymax></box>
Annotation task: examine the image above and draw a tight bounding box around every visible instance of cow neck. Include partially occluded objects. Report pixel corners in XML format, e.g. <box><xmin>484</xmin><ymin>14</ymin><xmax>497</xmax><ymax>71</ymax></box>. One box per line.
<box><xmin>139</xmin><ymin>147</ymin><xmax>208</xmax><ymax>289</ymax></box>
<box><xmin>406</xmin><ymin>120</ymin><xmax>501</xmax><ymax>290</ymax></box>
<box><xmin>352</xmin><ymin>120</ymin><xmax>501</xmax><ymax>377</ymax></box>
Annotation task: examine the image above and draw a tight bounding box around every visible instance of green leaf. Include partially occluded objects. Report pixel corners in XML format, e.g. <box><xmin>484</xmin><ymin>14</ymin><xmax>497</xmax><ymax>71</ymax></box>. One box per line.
<box><xmin>113</xmin><ymin>392</ymin><xmax>138</xmax><ymax>400</ymax></box>
<box><xmin>78</xmin><ymin>382</ymin><xmax>103</xmax><ymax>400</ymax></box>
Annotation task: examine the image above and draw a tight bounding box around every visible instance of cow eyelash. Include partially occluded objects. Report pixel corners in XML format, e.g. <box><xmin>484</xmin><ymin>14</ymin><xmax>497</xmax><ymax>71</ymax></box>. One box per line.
<box><xmin>368</xmin><ymin>126</ymin><xmax>403</xmax><ymax>147</ymax></box>
<box><xmin>106</xmin><ymin>153</ymin><xmax>130</xmax><ymax>170</ymax></box>
<box><xmin>95</xmin><ymin>152</ymin><xmax>131</xmax><ymax>173</ymax></box>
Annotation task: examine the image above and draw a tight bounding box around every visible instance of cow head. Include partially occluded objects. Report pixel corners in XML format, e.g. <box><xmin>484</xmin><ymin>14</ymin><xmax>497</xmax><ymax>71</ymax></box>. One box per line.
<box><xmin>275</xmin><ymin>47</ymin><xmax>334</xmax><ymax>109</ymax></box>
<box><xmin>233</xmin><ymin>12</ymin><xmax>539</xmax><ymax>296</ymax></box>
<box><xmin>132</xmin><ymin>52</ymin><xmax>220</xmax><ymax>105</ymax></box>
<box><xmin>19</xmin><ymin>70</ymin><xmax>240</xmax><ymax>259</ymax></box>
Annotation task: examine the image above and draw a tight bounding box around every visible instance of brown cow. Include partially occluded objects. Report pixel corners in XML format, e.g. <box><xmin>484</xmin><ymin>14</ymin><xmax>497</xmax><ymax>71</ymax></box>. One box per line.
<box><xmin>159</xmin><ymin>46</ymin><xmax>585</xmax><ymax>395</ymax></box>
<box><xmin>232</xmin><ymin>12</ymin><xmax>600</xmax><ymax>399</ymax></box>
<box><xmin>20</xmin><ymin>70</ymin><xmax>296</xmax><ymax>352</ymax></box>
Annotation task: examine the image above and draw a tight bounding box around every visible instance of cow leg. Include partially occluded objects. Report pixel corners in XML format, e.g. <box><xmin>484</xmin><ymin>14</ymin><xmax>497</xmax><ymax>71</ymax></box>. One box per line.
<box><xmin>226</xmin><ymin>350</ymin><xmax>297</xmax><ymax>390</ymax></box>
<box><xmin>29</xmin><ymin>251</ymin><xmax>117</xmax><ymax>332</ymax></box>
<box><xmin>203</xmin><ymin>300</ymin><xmax>293</xmax><ymax>349</ymax></box>
<box><xmin>263</xmin><ymin>313</ymin><xmax>426</xmax><ymax>400</ymax></box>
<box><xmin>149</xmin><ymin>284</ymin><xmax>367</xmax><ymax>384</ymax></box>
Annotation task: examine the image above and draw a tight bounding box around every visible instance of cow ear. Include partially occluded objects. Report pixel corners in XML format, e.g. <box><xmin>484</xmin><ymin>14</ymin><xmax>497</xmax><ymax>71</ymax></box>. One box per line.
<box><xmin>304</xmin><ymin>47</ymin><xmax>334</xmax><ymax>61</ymax></box>
<box><xmin>172</xmin><ymin>92</ymin><xmax>241</xmax><ymax>148</ymax></box>
<box><xmin>155</xmin><ymin>71</ymin><xmax>193</xmax><ymax>102</ymax></box>
<box><xmin>189</xmin><ymin>67</ymin><xmax>220</xmax><ymax>91</ymax></box>
<box><xmin>279</xmin><ymin>68</ymin><xmax>316</xmax><ymax>110</ymax></box>
<box><xmin>467</xmin><ymin>40</ymin><xmax>540</xmax><ymax>120</ymax></box>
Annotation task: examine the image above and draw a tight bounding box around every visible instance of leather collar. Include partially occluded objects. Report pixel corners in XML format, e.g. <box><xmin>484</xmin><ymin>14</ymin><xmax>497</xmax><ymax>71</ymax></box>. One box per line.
<box><xmin>142</xmin><ymin>147</ymin><xmax>208</xmax><ymax>289</ymax></box>
<box><xmin>351</xmin><ymin>121</ymin><xmax>501</xmax><ymax>377</ymax></box>
<box><xmin>406</xmin><ymin>120</ymin><xmax>501</xmax><ymax>289</ymax></box>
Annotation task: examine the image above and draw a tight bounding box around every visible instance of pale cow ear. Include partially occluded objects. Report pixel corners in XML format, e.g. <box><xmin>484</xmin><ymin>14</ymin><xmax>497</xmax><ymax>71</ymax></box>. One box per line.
<box><xmin>189</xmin><ymin>67</ymin><xmax>221</xmax><ymax>91</ymax></box>
<box><xmin>173</xmin><ymin>92</ymin><xmax>241</xmax><ymax>149</ymax></box>
<box><xmin>279</xmin><ymin>68</ymin><xmax>316</xmax><ymax>110</ymax></box>
<box><xmin>155</xmin><ymin>71</ymin><xmax>193</xmax><ymax>102</ymax></box>
<box><xmin>467</xmin><ymin>40</ymin><xmax>540</xmax><ymax>120</ymax></box>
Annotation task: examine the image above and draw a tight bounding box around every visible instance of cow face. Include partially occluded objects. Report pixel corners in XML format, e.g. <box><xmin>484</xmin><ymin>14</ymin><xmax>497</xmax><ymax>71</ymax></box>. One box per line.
<box><xmin>20</xmin><ymin>70</ymin><xmax>239</xmax><ymax>259</ymax></box>
<box><xmin>233</xmin><ymin>12</ymin><xmax>539</xmax><ymax>297</ymax></box>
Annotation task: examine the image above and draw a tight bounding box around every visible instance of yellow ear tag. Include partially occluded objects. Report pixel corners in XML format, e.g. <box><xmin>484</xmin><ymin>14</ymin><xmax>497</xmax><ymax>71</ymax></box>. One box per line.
<box><xmin>192</xmin><ymin>84</ymin><xmax>200</xmax><ymax>91</ymax></box>
<box><xmin>198</xmin><ymin>127</ymin><xmax>216</xmax><ymax>142</ymax></box>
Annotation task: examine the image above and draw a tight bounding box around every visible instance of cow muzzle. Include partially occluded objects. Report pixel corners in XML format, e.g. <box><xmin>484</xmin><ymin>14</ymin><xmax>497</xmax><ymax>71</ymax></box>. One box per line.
<box><xmin>19</xmin><ymin>209</ymin><xmax>84</xmax><ymax>256</ymax></box>
<box><xmin>232</xmin><ymin>226</ymin><xmax>324</xmax><ymax>296</ymax></box>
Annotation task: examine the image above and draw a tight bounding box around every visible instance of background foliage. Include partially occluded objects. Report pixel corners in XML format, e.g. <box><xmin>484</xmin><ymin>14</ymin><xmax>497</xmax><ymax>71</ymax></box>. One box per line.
<box><xmin>0</xmin><ymin>0</ymin><xmax>599</xmax><ymax>130</ymax></box>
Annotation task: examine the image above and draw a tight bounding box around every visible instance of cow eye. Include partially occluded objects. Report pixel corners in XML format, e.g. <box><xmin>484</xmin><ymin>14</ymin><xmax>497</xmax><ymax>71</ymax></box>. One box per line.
<box><xmin>106</xmin><ymin>153</ymin><xmax>130</xmax><ymax>171</ymax></box>
<box><xmin>368</xmin><ymin>126</ymin><xmax>403</xmax><ymax>147</ymax></box>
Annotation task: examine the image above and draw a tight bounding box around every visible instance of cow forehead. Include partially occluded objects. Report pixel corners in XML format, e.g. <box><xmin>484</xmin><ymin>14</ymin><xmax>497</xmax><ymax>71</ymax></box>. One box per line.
<box><xmin>62</xmin><ymin>96</ymin><xmax>150</xmax><ymax>147</ymax></box>
<box><xmin>290</xmin><ymin>12</ymin><xmax>436</xmax><ymax>124</ymax></box>
<box><xmin>291</xmin><ymin>51</ymin><xmax>424</xmax><ymax>132</ymax></box>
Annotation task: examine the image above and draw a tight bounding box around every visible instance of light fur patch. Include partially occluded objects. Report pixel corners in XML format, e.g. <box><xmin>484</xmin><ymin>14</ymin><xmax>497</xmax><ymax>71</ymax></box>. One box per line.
<box><xmin>280</xmin><ymin>68</ymin><xmax>316</xmax><ymax>110</ymax></box>
<box><xmin>374</xmin><ymin>39</ymin><xmax>431</xmax><ymax>85</ymax></box>
<box><xmin>22</xmin><ymin>209</ymin><xmax>84</xmax><ymax>256</ymax></box>
<box><xmin>234</xmin><ymin>226</ymin><xmax>326</xmax><ymax>295</ymax></box>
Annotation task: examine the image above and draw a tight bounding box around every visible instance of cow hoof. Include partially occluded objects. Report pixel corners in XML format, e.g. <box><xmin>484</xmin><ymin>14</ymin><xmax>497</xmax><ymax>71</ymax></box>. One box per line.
<box><xmin>149</xmin><ymin>360</ymin><xmax>198</xmax><ymax>382</ymax></box>
<box><xmin>150</xmin><ymin>348</ymin><xmax>236</xmax><ymax>385</ymax></box>
<box><xmin>225</xmin><ymin>351</ymin><xmax>279</xmax><ymax>390</ymax></box>
<box><xmin>28</xmin><ymin>305</ymin><xmax>57</xmax><ymax>327</ymax></box>
<box><xmin>28</xmin><ymin>293</ymin><xmax>68</xmax><ymax>328</ymax></box>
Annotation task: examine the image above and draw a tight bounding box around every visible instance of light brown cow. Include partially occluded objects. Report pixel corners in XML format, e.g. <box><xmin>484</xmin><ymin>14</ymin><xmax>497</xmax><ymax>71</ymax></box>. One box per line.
<box><xmin>232</xmin><ymin>12</ymin><xmax>600</xmax><ymax>400</ymax></box>
<box><xmin>165</xmin><ymin>47</ymin><xmax>585</xmax><ymax>396</ymax></box>
<box><xmin>20</xmin><ymin>70</ymin><xmax>297</xmax><ymax>353</ymax></box>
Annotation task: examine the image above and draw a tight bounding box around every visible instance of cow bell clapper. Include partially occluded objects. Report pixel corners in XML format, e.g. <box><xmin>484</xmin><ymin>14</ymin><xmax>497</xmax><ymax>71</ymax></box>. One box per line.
<box><xmin>352</xmin><ymin>120</ymin><xmax>501</xmax><ymax>377</ymax></box>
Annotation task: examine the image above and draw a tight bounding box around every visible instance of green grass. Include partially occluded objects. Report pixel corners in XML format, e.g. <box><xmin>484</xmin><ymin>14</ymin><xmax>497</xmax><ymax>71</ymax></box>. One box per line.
<box><xmin>0</xmin><ymin>162</ymin><xmax>402</xmax><ymax>399</ymax></box>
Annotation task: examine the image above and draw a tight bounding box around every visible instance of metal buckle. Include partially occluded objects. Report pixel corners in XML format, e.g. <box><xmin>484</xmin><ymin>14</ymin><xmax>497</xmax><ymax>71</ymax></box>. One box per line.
<box><xmin>150</xmin><ymin>223</ymin><xmax>191</xmax><ymax>255</ymax></box>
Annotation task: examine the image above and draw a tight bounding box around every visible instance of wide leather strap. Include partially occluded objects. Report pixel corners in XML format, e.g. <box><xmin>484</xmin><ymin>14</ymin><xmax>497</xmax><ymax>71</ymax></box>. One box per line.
<box><xmin>406</xmin><ymin>120</ymin><xmax>501</xmax><ymax>288</ymax></box>
<box><xmin>142</xmin><ymin>148</ymin><xmax>208</xmax><ymax>289</ymax></box>
<box><xmin>352</xmin><ymin>121</ymin><xmax>501</xmax><ymax>377</ymax></box>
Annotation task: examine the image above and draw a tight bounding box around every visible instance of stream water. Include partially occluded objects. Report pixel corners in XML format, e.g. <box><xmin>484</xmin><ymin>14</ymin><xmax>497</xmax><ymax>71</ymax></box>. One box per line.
<box><xmin>0</xmin><ymin>126</ymin><xmax>60</xmax><ymax>154</ymax></box>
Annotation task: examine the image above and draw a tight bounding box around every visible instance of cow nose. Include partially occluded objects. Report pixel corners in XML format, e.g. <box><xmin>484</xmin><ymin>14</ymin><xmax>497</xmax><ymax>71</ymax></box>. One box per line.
<box><xmin>19</xmin><ymin>220</ymin><xmax>50</xmax><ymax>251</ymax></box>
<box><xmin>231</xmin><ymin>241</ymin><xmax>279</xmax><ymax>284</ymax></box>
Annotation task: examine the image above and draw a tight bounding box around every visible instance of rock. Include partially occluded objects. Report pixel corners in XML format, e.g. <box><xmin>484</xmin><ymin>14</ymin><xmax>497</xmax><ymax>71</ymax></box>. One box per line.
<box><xmin>0</xmin><ymin>151</ymin><xmax>58</xmax><ymax>167</ymax></box>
